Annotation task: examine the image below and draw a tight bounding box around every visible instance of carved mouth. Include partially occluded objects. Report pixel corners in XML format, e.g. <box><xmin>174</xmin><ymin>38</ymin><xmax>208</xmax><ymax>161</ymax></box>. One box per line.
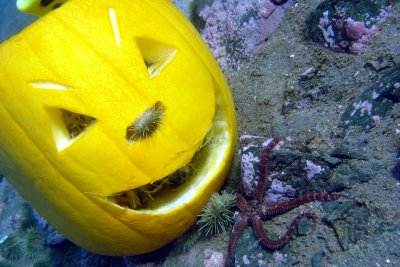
<box><xmin>106</xmin><ymin>80</ymin><xmax>233</xmax><ymax>211</ymax></box>
<box><xmin>109</xmin><ymin>128</ymin><xmax>212</xmax><ymax>210</ymax></box>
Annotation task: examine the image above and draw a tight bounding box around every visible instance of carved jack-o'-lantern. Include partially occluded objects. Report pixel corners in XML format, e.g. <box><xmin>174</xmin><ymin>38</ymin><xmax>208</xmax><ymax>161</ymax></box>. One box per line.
<box><xmin>0</xmin><ymin>0</ymin><xmax>236</xmax><ymax>255</ymax></box>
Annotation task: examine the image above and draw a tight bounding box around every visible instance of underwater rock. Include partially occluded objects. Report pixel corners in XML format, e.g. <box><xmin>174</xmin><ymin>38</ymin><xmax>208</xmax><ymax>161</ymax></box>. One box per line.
<box><xmin>239</xmin><ymin>135</ymin><xmax>266</xmax><ymax>197</ymax></box>
<box><xmin>330</xmin><ymin>164</ymin><xmax>372</xmax><ymax>191</ymax></box>
<box><xmin>239</xmin><ymin>135</ymin><xmax>340</xmax><ymax>199</ymax></box>
<box><xmin>322</xmin><ymin>201</ymin><xmax>370</xmax><ymax>250</ymax></box>
<box><xmin>297</xmin><ymin>217</ymin><xmax>314</xmax><ymax>235</ymax></box>
<box><xmin>233</xmin><ymin>226</ymin><xmax>282</xmax><ymax>267</ymax></box>
<box><xmin>203</xmin><ymin>249</ymin><xmax>225</xmax><ymax>267</ymax></box>
<box><xmin>191</xmin><ymin>0</ymin><xmax>293</xmax><ymax>70</ymax></box>
<box><xmin>330</xmin><ymin>140</ymin><xmax>369</xmax><ymax>160</ymax></box>
<box><xmin>325</xmin><ymin>200</ymin><xmax>356</xmax><ymax>222</ymax></box>
<box><xmin>340</xmin><ymin>64</ymin><xmax>400</xmax><ymax>130</ymax></box>
<box><xmin>306</xmin><ymin>0</ymin><xmax>391</xmax><ymax>55</ymax></box>
<box><xmin>311</xmin><ymin>250</ymin><xmax>325</xmax><ymax>267</ymax></box>
<box><xmin>240</xmin><ymin>136</ymin><xmax>295</xmax><ymax>200</ymax></box>
<box><xmin>394</xmin><ymin>146</ymin><xmax>400</xmax><ymax>180</ymax></box>
<box><xmin>80</xmin><ymin>250</ymin><xmax>124</xmax><ymax>267</ymax></box>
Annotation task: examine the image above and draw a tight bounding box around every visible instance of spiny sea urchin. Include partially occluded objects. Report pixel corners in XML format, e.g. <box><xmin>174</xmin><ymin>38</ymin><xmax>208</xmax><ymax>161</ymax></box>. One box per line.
<box><xmin>21</xmin><ymin>227</ymin><xmax>45</xmax><ymax>259</ymax></box>
<box><xmin>197</xmin><ymin>191</ymin><xmax>236</xmax><ymax>236</ymax></box>
<box><xmin>0</xmin><ymin>234</ymin><xmax>22</xmax><ymax>261</ymax></box>
<box><xmin>126</xmin><ymin>101</ymin><xmax>164</xmax><ymax>143</ymax></box>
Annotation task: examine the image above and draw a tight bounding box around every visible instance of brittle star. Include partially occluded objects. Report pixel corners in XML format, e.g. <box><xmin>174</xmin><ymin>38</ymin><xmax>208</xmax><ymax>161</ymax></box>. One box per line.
<box><xmin>227</xmin><ymin>137</ymin><xmax>342</xmax><ymax>265</ymax></box>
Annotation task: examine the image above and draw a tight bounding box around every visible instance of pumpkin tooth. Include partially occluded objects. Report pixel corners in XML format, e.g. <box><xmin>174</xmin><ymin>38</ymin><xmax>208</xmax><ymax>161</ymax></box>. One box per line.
<box><xmin>108</xmin><ymin>7</ymin><xmax>121</xmax><ymax>47</ymax></box>
<box><xmin>30</xmin><ymin>81</ymin><xmax>71</xmax><ymax>90</ymax></box>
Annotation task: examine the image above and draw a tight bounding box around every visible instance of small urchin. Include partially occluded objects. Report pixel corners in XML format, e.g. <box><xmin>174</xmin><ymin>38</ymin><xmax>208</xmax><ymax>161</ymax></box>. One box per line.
<box><xmin>197</xmin><ymin>191</ymin><xmax>236</xmax><ymax>236</ymax></box>
<box><xmin>126</xmin><ymin>101</ymin><xmax>164</xmax><ymax>143</ymax></box>
<box><xmin>0</xmin><ymin>234</ymin><xmax>22</xmax><ymax>261</ymax></box>
<box><xmin>21</xmin><ymin>226</ymin><xmax>45</xmax><ymax>259</ymax></box>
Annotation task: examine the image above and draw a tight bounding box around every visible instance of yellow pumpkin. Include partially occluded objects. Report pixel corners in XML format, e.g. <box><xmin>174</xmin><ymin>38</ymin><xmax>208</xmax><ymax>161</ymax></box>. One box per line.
<box><xmin>0</xmin><ymin>0</ymin><xmax>236</xmax><ymax>256</ymax></box>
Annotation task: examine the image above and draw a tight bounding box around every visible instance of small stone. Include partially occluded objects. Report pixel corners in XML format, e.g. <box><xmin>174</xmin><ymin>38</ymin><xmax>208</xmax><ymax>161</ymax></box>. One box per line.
<box><xmin>297</xmin><ymin>217</ymin><xmax>313</xmax><ymax>235</ymax></box>
<box><xmin>204</xmin><ymin>251</ymin><xmax>225</xmax><ymax>267</ymax></box>
<box><xmin>326</xmin><ymin>200</ymin><xmax>355</xmax><ymax>222</ymax></box>
<box><xmin>243</xmin><ymin>254</ymin><xmax>251</xmax><ymax>265</ymax></box>
<box><xmin>321</xmin><ymin>201</ymin><xmax>340</xmax><ymax>213</ymax></box>
<box><xmin>328</xmin><ymin>202</ymin><xmax>370</xmax><ymax>250</ymax></box>
<box><xmin>319</xmin><ymin>153</ymin><xmax>342</xmax><ymax>166</ymax></box>
<box><xmin>311</xmin><ymin>250</ymin><xmax>325</xmax><ymax>267</ymax></box>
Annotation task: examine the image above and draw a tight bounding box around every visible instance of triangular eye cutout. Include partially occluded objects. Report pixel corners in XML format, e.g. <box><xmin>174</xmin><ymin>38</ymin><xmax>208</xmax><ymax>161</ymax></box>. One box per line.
<box><xmin>136</xmin><ymin>38</ymin><xmax>177</xmax><ymax>78</ymax></box>
<box><xmin>47</xmin><ymin>108</ymin><xmax>96</xmax><ymax>152</ymax></box>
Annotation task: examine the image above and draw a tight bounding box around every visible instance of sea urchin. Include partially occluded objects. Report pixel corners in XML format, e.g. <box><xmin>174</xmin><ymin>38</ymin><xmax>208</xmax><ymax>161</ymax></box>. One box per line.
<box><xmin>197</xmin><ymin>191</ymin><xmax>236</xmax><ymax>236</ymax></box>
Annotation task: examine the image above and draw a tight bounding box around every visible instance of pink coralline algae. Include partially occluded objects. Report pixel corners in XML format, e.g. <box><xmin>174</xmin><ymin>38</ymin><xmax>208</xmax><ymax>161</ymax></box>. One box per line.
<box><xmin>240</xmin><ymin>136</ymin><xmax>296</xmax><ymax>203</ymax></box>
<box><xmin>350</xmin><ymin>100</ymin><xmax>373</xmax><ymax>117</ymax></box>
<box><xmin>203</xmin><ymin>250</ymin><xmax>225</xmax><ymax>267</ymax></box>
<box><xmin>265</xmin><ymin>179</ymin><xmax>296</xmax><ymax>203</ymax></box>
<box><xmin>273</xmin><ymin>251</ymin><xmax>287</xmax><ymax>264</ymax></box>
<box><xmin>346</xmin><ymin>18</ymin><xmax>379</xmax><ymax>54</ymax></box>
<box><xmin>304</xmin><ymin>160</ymin><xmax>325</xmax><ymax>180</ymax></box>
<box><xmin>340</xmin><ymin>65</ymin><xmax>400</xmax><ymax>130</ymax></box>
<box><xmin>196</xmin><ymin>0</ymin><xmax>292</xmax><ymax>70</ymax></box>
<box><xmin>306</xmin><ymin>0</ymin><xmax>391</xmax><ymax>55</ymax></box>
<box><xmin>345</xmin><ymin>18</ymin><xmax>378</xmax><ymax>40</ymax></box>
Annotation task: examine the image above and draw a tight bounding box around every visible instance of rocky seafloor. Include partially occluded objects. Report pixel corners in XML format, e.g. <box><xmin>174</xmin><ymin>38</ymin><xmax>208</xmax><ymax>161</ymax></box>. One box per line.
<box><xmin>1</xmin><ymin>0</ymin><xmax>400</xmax><ymax>266</ymax></box>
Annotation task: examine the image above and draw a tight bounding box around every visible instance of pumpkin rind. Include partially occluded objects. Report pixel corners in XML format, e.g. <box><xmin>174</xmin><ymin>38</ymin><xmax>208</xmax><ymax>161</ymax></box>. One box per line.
<box><xmin>0</xmin><ymin>0</ymin><xmax>237</xmax><ymax>255</ymax></box>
